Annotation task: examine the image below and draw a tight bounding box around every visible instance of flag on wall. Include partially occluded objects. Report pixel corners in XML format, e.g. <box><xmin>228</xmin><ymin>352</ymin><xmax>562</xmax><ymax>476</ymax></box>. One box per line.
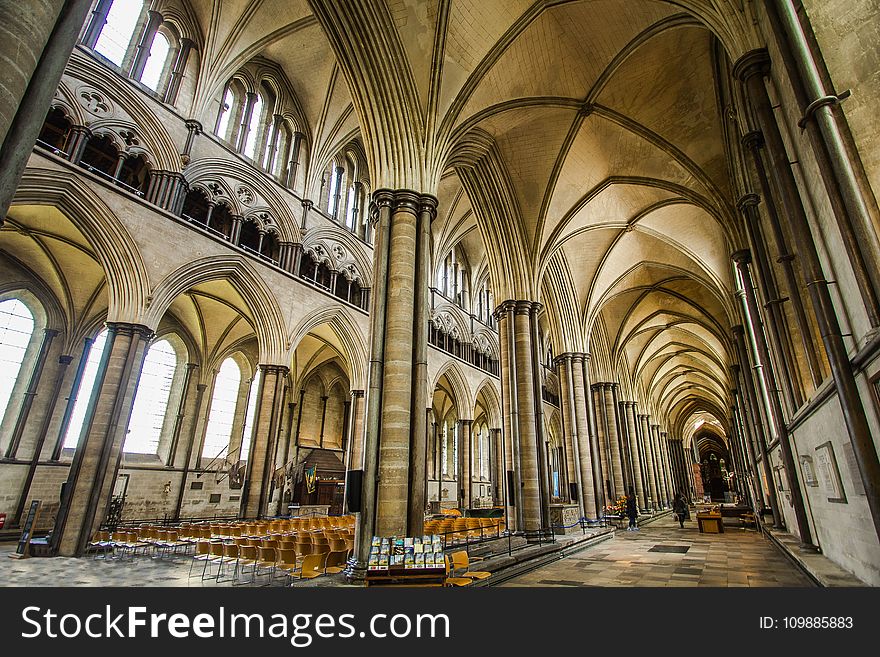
<box><xmin>305</xmin><ymin>465</ymin><xmax>317</xmax><ymax>493</ymax></box>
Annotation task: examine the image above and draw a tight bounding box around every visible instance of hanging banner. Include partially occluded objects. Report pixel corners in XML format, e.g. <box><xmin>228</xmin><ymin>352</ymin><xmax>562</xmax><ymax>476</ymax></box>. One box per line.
<box><xmin>305</xmin><ymin>465</ymin><xmax>317</xmax><ymax>494</ymax></box>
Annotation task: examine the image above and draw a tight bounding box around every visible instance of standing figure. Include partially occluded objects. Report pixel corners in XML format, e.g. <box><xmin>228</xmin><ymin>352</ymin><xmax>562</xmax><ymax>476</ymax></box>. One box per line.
<box><xmin>626</xmin><ymin>488</ymin><xmax>638</xmax><ymax>532</ymax></box>
<box><xmin>673</xmin><ymin>491</ymin><xmax>687</xmax><ymax>528</ymax></box>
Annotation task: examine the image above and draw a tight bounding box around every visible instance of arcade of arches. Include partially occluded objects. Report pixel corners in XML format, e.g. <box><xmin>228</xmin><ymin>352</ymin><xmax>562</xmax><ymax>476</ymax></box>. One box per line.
<box><xmin>0</xmin><ymin>0</ymin><xmax>879</xmax><ymax>585</ymax></box>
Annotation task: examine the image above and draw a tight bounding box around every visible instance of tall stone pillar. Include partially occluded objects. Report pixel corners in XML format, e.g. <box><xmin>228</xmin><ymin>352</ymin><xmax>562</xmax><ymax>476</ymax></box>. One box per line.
<box><xmin>459</xmin><ymin>419</ymin><xmax>472</xmax><ymax>510</ymax></box>
<box><xmin>492</xmin><ymin>428</ymin><xmax>504</xmax><ymax>506</ymax></box>
<box><xmin>556</xmin><ymin>354</ymin><xmax>584</xmax><ymax>517</ymax></box>
<box><xmin>733</xmin><ymin>324</ymin><xmax>782</xmax><ymax>528</ymax></box>
<box><xmin>239</xmin><ymin>365</ymin><xmax>288</xmax><ymax>518</ymax></box>
<box><xmin>54</xmin><ymin>323</ymin><xmax>153</xmax><ymax>556</ymax></box>
<box><xmin>580</xmin><ymin>356</ymin><xmax>603</xmax><ymax>515</ymax></box>
<box><xmin>624</xmin><ymin>402</ymin><xmax>646</xmax><ymax>510</ymax></box>
<box><xmin>0</xmin><ymin>0</ymin><xmax>64</xmax><ymax>147</ymax></box>
<box><xmin>591</xmin><ymin>384</ymin><xmax>610</xmax><ymax>505</ymax></box>
<box><xmin>641</xmin><ymin>414</ymin><xmax>658</xmax><ymax>510</ymax></box>
<box><xmin>571</xmin><ymin>354</ymin><xmax>596</xmax><ymax>518</ymax></box>
<box><xmin>737</xmin><ymin>49</ymin><xmax>880</xmax><ymax>543</ymax></box>
<box><xmin>495</xmin><ymin>300</ymin><xmax>546</xmax><ymax>534</ymax></box>
<box><xmin>350</xmin><ymin>187</ymin><xmax>436</xmax><ymax>576</ymax></box>
<box><xmin>603</xmin><ymin>384</ymin><xmax>624</xmax><ymax>499</ymax></box>
<box><xmin>0</xmin><ymin>0</ymin><xmax>95</xmax><ymax>225</ymax></box>
<box><xmin>735</xmin><ymin>249</ymin><xmax>815</xmax><ymax>548</ymax></box>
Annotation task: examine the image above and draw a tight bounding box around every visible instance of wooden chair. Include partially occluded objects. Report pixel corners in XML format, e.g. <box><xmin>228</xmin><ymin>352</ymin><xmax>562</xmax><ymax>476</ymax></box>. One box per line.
<box><xmin>298</xmin><ymin>552</ymin><xmax>328</xmax><ymax>580</ymax></box>
<box><xmin>256</xmin><ymin>546</ymin><xmax>279</xmax><ymax>583</ymax></box>
<box><xmin>235</xmin><ymin>545</ymin><xmax>259</xmax><ymax>585</ymax></box>
<box><xmin>324</xmin><ymin>550</ymin><xmax>349</xmax><ymax>574</ymax></box>
<box><xmin>277</xmin><ymin>548</ymin><xmax>301</xmax><ymax>584</ymax></box>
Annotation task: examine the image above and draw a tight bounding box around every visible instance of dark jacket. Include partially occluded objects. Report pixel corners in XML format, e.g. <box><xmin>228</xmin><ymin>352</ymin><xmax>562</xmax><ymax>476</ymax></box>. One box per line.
<box><xmin>673</xmin><ymin>496</ymin><xmax>687</xmax><ymax>516</ymax></box>
<box><xmin>626</xmin><ymin>495</ymin><xmax>637</xmax><ymax>518</ymax></box>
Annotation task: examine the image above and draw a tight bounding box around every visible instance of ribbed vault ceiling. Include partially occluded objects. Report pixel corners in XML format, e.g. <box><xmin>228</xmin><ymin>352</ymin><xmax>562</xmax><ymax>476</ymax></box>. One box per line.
<box><xmin>169</xmin><ymin>0</ymin><xmax>757</xmax><ymax>436</ymax></box>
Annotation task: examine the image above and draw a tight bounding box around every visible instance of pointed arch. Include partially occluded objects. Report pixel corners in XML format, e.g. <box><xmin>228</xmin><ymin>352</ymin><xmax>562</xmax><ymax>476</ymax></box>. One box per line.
<box><xmin>12</xmin><ymin>168</ymin><xmax>149</xmax><ymax>325</ymax></box>
<box><xmin>287</xmin><ymin>305</ymin><xmax>368</xmax><ymax>390</ymax></box>
<box><xmin>147</xmin><ymin>256</ymin><xmax>287</xmax><ymax>363</ymax></box>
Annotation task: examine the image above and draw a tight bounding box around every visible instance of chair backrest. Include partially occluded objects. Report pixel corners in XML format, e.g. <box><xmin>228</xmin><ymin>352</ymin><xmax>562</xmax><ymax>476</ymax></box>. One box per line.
<box><xmin>329</xmin><ymin>539</ymin><xmax>346</xmax><ymax>552</ymax></box>
<box><xmin>279</xmin><ymin>540</ymin><xmax>297</xmax><ymax>551</ymax></box>
<box><xmin>209</xmin><ymin>542</ymin><xmax>225</xmax><ymax>557</ymax></box>
<box><xmin>325</xmin><ymin>550</ymin><xmax>347</xmax><ymax>569</ymax></box>
<box><xmin>196</xmin><ymin>541</ymin><xmax>211</xmax><ymax>555</ymax></box>
<box><xmin>278</xmin><ymin>548</ymin><xmax>298</xmax><ymax>566</ymax></box>
<box><xmin>223</xmin><ymin>543</ymin><xmax>239</xmax><ymax>558</ymax></box>
<box><xmin>241</xmin><ymin>545</ymin><xmax>258</xmax><ymax>561</ymax></box>
<box><xmin>311</xmin><ymin>542</ymin><xmax>330</xmax><ymax>555</ymax></box>
<box><xmin>451</xmin><ymin>551</ymin><xmax>469</xmax><ymax>570</ymax></box>
<box><xmin>301</xmin><ymin>552</ymin><xmax>329</xmax><ymax>574</ymax></box>
<box><xmin>259</xmin><ymin>546</ymin><xmax>277</xmax><ymax>563</ymax></box>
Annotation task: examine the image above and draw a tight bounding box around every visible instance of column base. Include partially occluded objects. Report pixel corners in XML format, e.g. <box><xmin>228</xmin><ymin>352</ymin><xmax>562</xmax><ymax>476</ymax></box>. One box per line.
<box><xmin>343</xmin><ymin>557</ymin><xmax>369</xmax><ymax>585</ymax></box>
<box><xmin>797</xmin><ymin>542</ymin><xmax>821</xmax><ymax>553</ymax></box>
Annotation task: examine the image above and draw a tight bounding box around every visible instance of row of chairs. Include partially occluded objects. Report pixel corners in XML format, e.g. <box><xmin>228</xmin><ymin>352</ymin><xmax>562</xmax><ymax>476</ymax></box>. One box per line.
<box><xmin>192</xmin><ymin>540</ymin><xmax>350</xmax><ymax>585</ymax></box>
<box><xmin>425</xmin><ymin>517</ymin><xmax>505</xmax><ymax>543</ymax></box>
<box><xmin>88</xmin><ymin>530</ymin><xmax>190</xmax><ymax>560</ymax></box>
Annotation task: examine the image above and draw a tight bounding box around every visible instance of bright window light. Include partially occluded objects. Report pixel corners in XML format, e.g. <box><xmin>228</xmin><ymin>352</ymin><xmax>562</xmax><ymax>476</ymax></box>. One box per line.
<box><xmin>123</xmin><ymin>339</ymin><xmax>177</xmax><ymax>454</ymax></box>
<box><xmin>202</xmin><ymin>358</ymin><xmax>241</xmax><ymax>459</ymax></box>
<box><xmin>0</xmin><ymin>299</ymin><xmax>35</xmax><ymax>427</ymax></box>
<box><xmin>94</xmin><ymin>0</ymin><xmax>142</xmax><ymax>66</ymax></box>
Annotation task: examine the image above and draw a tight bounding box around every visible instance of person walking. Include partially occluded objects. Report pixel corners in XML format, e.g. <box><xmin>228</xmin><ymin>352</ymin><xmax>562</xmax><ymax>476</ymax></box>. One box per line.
<box><xmin>673</xmin><ymin>491</ymin><xmax>687</xmax><ymax>528</ymax></box>
<box><xmin>626</xmin><ymin>488</ymin><xmax>638</xmax><ymax>531</ymax></box>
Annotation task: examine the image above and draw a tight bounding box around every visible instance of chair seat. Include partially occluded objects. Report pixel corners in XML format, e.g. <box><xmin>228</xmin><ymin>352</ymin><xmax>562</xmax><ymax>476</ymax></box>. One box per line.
<box><xmin>446</xmin><ymin>576</ymin><xmax>473</xmax><ymax>587</ymax></box>
<box><xmin>463</xmin><ymin>570</ymin><xmax>491</xmax><ymax>580</ymax></box>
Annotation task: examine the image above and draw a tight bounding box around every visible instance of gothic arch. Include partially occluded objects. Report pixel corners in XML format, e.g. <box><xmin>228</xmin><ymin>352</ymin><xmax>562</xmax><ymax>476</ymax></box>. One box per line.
<box><xmin>146</xmin><ymin>255</ymin><xmax>287</xmax><ymax>364</ymax></box>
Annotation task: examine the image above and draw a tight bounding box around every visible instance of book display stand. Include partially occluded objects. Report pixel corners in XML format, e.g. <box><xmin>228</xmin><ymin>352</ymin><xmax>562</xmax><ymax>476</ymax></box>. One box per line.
<box><xmin>365</xmin><ymin>535</ymin><xmax>447</xmax><ymax>586</ymax></box>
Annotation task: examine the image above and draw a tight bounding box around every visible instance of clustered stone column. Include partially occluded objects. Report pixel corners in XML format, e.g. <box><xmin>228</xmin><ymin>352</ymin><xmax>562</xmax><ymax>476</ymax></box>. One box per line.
<box><xmin>458</xmin><ymin>419</ymin><xmax>472</xmax><ymax>509</ymax></box>
<box><xmin>0</xmin><ymin>0</ymin><xmax>94</xmax><ymax>224</ymax></box>
<box><xmin>239</xmin><ymin>364</ymin><xmax>289</xmax><ymax>518</ymax></box>
<box><xmin>348</xmin><ymin>189</ymin><xmax>436</xmax><ymax>582</ymax></box>
<box><xmin>494</xmin><ymin>300</ymin><xmax>548</xmax><ymax>535</ymax></box>
<box><xmin>54</xmin><ymin>323</ymin><xmax>154</xmax><ymax>556</ymax></box>
<box><xmin>735</xmin><ymin>47</ymin><xmax>880</xmax><ymax>544</ymax></box>
<box><xmin>624</xmin><ymin>402</ymin><xmax>645</xmax><ymax>510</ymax></box>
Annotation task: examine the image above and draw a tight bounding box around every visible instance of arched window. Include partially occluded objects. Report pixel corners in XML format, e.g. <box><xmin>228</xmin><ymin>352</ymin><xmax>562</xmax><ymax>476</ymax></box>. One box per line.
<box><xmin>0</xmin><ymin>299</ymin><xmax>35</xmax><ymax>428</ymax></box>
<box><xmin>140</xmin><ymin>31</ymin><xmax>170</xmax><ymax>91</ymax></box>
<box><xmin>94</xmin><ymin>0</ymin><xmax>143</xmax><ymax>66</ymax></box>
<box><xmin>202</xmin><ymin>358</ymin><xmax>241</xmax><ymax>459</ymax></box>
<box><xmin>327</xmin><ymin>165</ymin><xmax>340</xmax><ymax>215</ymax></box>
<box><xmin>243</xmin><ymin>93</ymin><xmax>264</xmax><ymax>159</ymax></box>
<box><xmin>124</xmin><ymin>339</ymin><xmax>177</xmax><ymax>454</ymax></box>
<box><xmin>239</xmin><ymin>369</ymin><xmax>261</xmax><ymax>462</ymax></box>
<box><xmin>63</xmin><ymin>328</ymin><xmax>110</xmax><ymax>449</ymax></box>
<box><xmin>216</xmin><ymin>85</ymin><xmax>235</xmax><ymax>140</ymax></box>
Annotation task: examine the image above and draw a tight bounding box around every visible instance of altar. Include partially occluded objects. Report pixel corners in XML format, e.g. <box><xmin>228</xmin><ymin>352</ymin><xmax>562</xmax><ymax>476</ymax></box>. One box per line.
<box><xmin>550</xmin><ymin>504</ymin><xmax>581</xmax><ymax>534</ymax></box>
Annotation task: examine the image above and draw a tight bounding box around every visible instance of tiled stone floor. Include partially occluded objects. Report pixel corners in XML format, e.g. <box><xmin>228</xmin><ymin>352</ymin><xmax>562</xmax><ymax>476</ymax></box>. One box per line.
<box><xmin>499</xmin><ymin>513</ymin><xmax>815</xmax><ymax>587</ymax></box>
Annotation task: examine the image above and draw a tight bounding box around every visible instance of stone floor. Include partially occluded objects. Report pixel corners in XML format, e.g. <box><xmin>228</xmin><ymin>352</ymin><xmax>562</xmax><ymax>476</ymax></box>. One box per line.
<box><xmin>498</xmin><ymin>513</ymin><xmax>815</xmax><ymax>587</ymax></box>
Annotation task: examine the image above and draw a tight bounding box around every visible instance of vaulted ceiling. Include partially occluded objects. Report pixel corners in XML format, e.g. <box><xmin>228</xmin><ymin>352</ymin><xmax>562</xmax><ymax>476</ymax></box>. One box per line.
<box><xmin>162</xmin><ymin>0</ymin><xmax>761</xmax><ymax>436</ymax></box>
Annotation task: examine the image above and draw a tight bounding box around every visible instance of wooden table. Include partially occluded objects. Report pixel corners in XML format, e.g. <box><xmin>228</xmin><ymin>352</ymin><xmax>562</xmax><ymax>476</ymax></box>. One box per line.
<box><xmin>696</xmin><ymin>512</ymin><xmax>724</xmax><ymax>533</ymax></box>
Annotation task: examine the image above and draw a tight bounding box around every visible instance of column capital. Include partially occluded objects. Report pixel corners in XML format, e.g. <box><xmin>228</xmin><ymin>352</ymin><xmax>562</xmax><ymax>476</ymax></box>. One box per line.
<box><xmin>459</xmin><ymin>418</ymin><xmax>473</xmax><ymax>427</ymax></box>
<box><xmin>732</xmin><ymin>48</ymin><xmax>770</xmax><ymax>83</ymax></box>
<box><xmin>732</xmin><ymin>249</ymin><xmax>752</xmax><ymax>266</ymax></box>
<box><xmin>105</xmin><ymin>322</ymin><xmax>155</xmax><ymax>341</ymax></box>
<box><xmin>59</xmin><ymin>354</ymin><xmax>74</xmax><ymax>366</ymax></box>
<box><xmin>514</xmin><ymin>300</ymin><xmax>534</xmax><ymax>315</ymax></box>
<box><xmin>731</xmin><ymin>324</ymin><xmax>745</xmax><ymax>337</ymax></box>
<box><xmin>184</xmin><ymin>119</ymin><xmax>202</xmax><ymax>135</ymax></box>
<box><xmin>350</xmin><ymin>389</ymin><xmax>365</xmax><ymax>399</ymax></box>
<box><xmin>419</xmin><ymin>194</ymin><xmax>439</xmax><ymax>221</ymax></box>
<box><xmin>736</xmin><ymin>194</ymin><xmax>760</xmax><ymax>212</ymax></box>
<box><xmin>258</xmin><ymin>363</ymin><xmax>290</xmax><ymax>376</ymax></box>
<box><xmin>741</xmin><ymin>130</ymin><xmax>764</xmax><ymax>152</ymax></box>
<box><xmin>301</xmin><ymin>199</ymin><xmax>313</xmax><ymax>211</ymax></box>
